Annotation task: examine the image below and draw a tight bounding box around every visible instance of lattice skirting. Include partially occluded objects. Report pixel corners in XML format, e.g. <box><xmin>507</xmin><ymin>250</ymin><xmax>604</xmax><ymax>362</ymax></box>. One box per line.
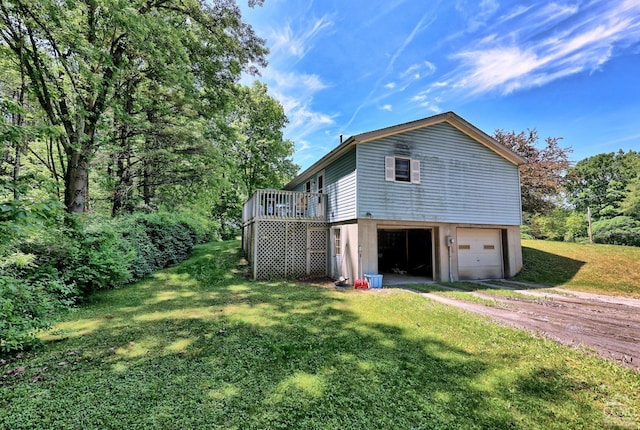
<box><xmin>244</xmin><ymin>220</ymin><xmax>328</xmax><ymax>279</ymax></box>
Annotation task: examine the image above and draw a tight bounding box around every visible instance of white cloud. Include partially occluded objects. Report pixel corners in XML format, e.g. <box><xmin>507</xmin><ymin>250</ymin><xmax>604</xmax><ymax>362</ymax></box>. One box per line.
<box><xmin>497</xmin><ymin>4</ymin><xmax>534</xmax><ymax>23</ymax></box>
<box><xmin>385</xmin><ymin>13</ymin><xmax>436</xmax><ymax>75</ymax></box>
<box><xmin>269</xmin><ymin>15</ymin><xmax>334</xmax><ymax>59</ymax></box>
<box><xmin>267</xmin><ymin>70</ymin><xmax>328</xmax><ymax>92</ymax></box>
<box><xmin>276</xmin><ymin>92</ymin><xmax>334</xmax><ymax>139</ymax></box>
<box><xmin>457</xmin><ymin>0</ymin><xmax>500</xmax><ymax>33</ymax></box>
<box><xmin>538</xmin><ymin>2</ymin><xmax>579</xmax><ymax>21</ymax></box>
<box><xmin>449</xmin><ymin>0</ymin><xmax>640</xmax><ymax>95</ymax></box>
<box><xmin>453</xmin><ymin>47</ymin><xmax>541</xmax><ymax>94</ymax></box>
<box><xmin>295</xmin><ymin>139</ymin><xmax>313</xmax><ymax>152</ymax></box>
<box><xmin>251</xmin><ymin>13</ymin><xmax>339</xmax><ymax>162</ymax></box>
<box><xmin>380</xmin><ymin>104</ymin><xmax>393</xmax><ymax>111</ymax></box>
<box><xmin>384</xmin><ymin>82</ymin><xmax>397</xmax><ymax>89</ymax></box>
<box><xmin>408</xmin><ymin>90</ymin><xmax>442</xmax><ymax>113</ymax></box>
<box><xmin>401</xmin><ymin>61</ymin><xmax>436</xmax><ymax>79</ymax></box>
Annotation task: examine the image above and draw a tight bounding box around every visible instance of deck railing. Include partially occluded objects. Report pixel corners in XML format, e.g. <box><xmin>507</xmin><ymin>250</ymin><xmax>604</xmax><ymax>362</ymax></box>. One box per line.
<box><xmin>243</xmin><ymin>189</ymin><xmax>327</xmax><ymax>223</ymax></box>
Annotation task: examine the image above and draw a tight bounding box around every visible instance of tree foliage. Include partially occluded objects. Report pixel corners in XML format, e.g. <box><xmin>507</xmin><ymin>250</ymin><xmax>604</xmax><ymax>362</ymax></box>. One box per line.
<box><xmin>565</xmin><ymin>150</ymin><xmax>640</xmax><ymax>219</ymax></box>
<box><xmin>620</xmin><ymin>180</ymin><xmax>640</xmax><ymax>220</ymax></box>
<box><xmin>230</xmin><ymin>81</ymin><xmax>298</xmax><ymax>196</ymax></box>
<box><xmin>592</xmin><ymin>216</ymin><xmax>640</xmax><ymax>247</ymax></box>
<box><xmin>494</xmin><ymin>128</ymin><xmax>571</xmax><ymax>215</ymax></box>
<box><xmin>0</xmin><ymin>0</ymin><xmax>268</xmax><ymax>213</ymax></box>
<box><xmin>0</xmin><ymin>2</ymin><xmax>307</xmax><ymax>351</ymax></box>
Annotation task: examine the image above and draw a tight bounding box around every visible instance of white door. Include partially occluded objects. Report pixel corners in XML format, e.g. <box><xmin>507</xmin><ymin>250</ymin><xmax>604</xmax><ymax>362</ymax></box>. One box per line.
<box><xmin>331</xmin><ymin>228</ymin><xmax>342</xmax><ymax>278</ymax></box>
<box><xmin>457</xmin><ymin>228</ymin><xmax>503</xmax><ymax>280</ymax></box>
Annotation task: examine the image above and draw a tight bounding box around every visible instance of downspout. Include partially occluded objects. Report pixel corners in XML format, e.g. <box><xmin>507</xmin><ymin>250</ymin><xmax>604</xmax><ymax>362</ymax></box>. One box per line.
<box><xmin>448</xmin><ymin>244</ymin><xmax>453</xmax><ymax>283</ymax></box>
<box><xmin>446</xmin><ymin>235</ymin><xmax>455</xmax><ymax>283</ymax></box>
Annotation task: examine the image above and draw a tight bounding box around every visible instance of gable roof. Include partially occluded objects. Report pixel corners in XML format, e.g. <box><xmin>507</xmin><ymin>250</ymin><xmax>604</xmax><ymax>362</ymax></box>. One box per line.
<box><xmin>285</xmin><ymin>111</ymin><xmax>527</xmax><ymax>189</ymax></box>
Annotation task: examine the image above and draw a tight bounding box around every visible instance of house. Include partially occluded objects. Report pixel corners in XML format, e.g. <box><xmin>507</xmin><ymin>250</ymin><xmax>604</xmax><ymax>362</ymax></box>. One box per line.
<box><xmin>242</xmin><ymin>111</ymin><xmax>526</xmax><ymax>283</ymax></box>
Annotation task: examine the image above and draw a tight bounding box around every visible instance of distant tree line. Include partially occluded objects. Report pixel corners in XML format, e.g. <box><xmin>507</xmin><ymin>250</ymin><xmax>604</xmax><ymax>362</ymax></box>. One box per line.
<box><xmin>494</xmin><ymin>130</ymin><xmax>640</xmax><ymax>247</ymax></box>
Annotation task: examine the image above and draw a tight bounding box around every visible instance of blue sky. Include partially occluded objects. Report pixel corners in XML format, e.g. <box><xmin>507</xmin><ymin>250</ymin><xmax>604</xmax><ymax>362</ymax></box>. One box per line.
<box><xmin>239</xmin><ymin>0</ymin><xmax>640</xmax><ymax>171</ymax></box>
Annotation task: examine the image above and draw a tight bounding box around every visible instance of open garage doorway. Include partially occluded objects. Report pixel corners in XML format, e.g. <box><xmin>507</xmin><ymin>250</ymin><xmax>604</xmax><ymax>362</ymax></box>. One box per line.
<box><xmin>377</xmin><ymin>229</ymin><xmax>433</xmax><ymax>279</ymax></box>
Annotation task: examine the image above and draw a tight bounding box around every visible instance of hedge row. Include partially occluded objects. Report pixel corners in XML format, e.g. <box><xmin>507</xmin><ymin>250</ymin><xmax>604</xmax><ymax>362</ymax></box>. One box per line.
<box><xmin>1</xmin><ymin>211</ymin><xmax>214</xmax><ymax>353</ymax></box>
<box><xmin>592</xmin><ymin>216</ymin><xmax>640</xmax><ymax>247</ymax></box>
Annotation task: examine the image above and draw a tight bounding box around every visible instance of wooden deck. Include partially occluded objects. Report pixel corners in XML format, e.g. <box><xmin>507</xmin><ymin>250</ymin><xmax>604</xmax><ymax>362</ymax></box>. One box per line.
<box><xmin>242</xmin><ymin>189</ymin><xmax>327</xmax><ymax>223</ymax></box>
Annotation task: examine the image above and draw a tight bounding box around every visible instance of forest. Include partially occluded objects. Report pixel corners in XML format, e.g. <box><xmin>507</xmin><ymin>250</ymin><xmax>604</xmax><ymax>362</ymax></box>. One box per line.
<box><xmin>1</xmin><ymin>0</ymin><xmax>639</xmax><ymax>352</ymax></box>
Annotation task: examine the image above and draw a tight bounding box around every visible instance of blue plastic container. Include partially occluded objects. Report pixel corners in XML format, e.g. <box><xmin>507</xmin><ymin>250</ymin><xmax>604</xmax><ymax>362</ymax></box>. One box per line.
<box><xmin>364</xmin><ymin>274</ymin><xmax>383</xmax><ymax>288</ymax></box>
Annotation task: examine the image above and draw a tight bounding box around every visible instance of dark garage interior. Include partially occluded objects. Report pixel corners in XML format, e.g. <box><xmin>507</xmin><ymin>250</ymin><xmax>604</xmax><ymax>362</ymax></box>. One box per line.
<box><xmin>377</xmin><ymin>229</ymin><xmax>433</xmax><ymax>278</ymax></box>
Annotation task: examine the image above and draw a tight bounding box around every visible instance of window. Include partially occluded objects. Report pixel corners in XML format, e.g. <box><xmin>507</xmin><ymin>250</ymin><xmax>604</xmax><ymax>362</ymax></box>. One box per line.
<box><xmin>305</xmin><ymin>180</ymin><xmax>312</xmax><ymax>193</ymax></box>
<box><xmin>333</xmin><ymin>229</ymin><xmax>341</xmax><ymax>256</ymax></box>
<box><xmin>317</xmin><ymin>173</ymin><xmax>324</xmax><ymax>193</ymax></box>
<box><xmin>395</xmin><ymin>158</ymin><xmax>410</xmax><ymax>182</ymax></box>
<box><xmin>385</xmin><ymin>156</ymin><xmax>420</xmax><ymax>184</ymax></box>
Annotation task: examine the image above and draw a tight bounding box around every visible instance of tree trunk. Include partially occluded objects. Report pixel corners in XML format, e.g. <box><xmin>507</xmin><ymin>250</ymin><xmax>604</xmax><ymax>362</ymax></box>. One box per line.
<box><xmin>111</xmin><ymin>152</ymin><xmax>133</xmax><ymax>216</ymax></box>
<box><xmin>12</xmin><ymin>36</ymin><xmax>26</xmax><ymax>200</ymax></box>
<box><xmin>64</xmin><ymin>145</ymin><xmax>90</xmax><ymax>213</ymax></box>
<box><xmin>142</xmin><ymin>158</ymin><xmax>152</xmax><ymax>206</ymax></box>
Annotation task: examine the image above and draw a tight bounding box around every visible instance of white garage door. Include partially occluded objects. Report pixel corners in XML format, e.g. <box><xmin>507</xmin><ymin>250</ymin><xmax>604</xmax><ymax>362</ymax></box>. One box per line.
<box><xmin>457</xmin><ymin>228</ymin><xmax>503</xmax><ymax>280</ymax></box>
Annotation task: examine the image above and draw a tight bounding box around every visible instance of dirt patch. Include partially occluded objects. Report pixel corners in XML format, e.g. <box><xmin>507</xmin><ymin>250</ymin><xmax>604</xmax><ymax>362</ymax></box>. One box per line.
<box><xmin>401</xmin><ymin>282</ymin><xmax>640</xmax><ymax>370</ymax></box>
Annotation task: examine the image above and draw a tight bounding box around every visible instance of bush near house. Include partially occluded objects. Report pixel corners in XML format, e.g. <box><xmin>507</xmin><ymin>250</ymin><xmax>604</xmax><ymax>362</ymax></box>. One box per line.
<box><xmin>0</xmin><ymin>211</ymin><xmax>213</xmax><ymax>353</ymax></box>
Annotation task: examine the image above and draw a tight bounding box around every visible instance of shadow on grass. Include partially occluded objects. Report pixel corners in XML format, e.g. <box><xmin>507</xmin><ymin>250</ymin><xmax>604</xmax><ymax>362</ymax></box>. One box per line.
<box><xmin>514</xmin><ymin>246</ymin><xmax>585</xmax><ymax>286</ymax></box>
<box><xmin>0</xmin><ymin>241</ymin><xmax>620</xmax><ymax>429</ymax></box>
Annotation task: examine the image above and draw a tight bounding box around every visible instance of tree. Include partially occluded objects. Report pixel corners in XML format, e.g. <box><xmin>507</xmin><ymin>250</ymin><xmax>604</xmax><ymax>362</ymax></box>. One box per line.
<box><xmin>206</xmin><ymin>82</ymin><xmax>298</xmax><ymax>237</ymax></box>
<box><xmin>493</xmin><ymin>129</ymin><xmax>572</xmax><ymax>215</ymax></box>
<box><xmin>565</xmin><ymin>150</ymin><xmax>640</xmax><ymax>219</ymax></box>
<box><xmin>620</xmin><ymin>180</ymin><xmax>640</xmax><ymax>220</ymax></box>
<box><xmin>229</xmin><ymin>82</ymin><xmax>299</xmax><ymax>196</ymax></box>
<box><xmin>0</xmin><ymin>0</ymin><xmax>267</xmax><ymax>213</ymax></box>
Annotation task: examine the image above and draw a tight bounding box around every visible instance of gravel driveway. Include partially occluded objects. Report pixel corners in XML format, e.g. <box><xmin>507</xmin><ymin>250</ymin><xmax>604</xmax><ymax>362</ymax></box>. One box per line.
<box><xmin>404</xmin><ymin>280</ymin><xmax>640</xmax><ymax>370</ymax></box>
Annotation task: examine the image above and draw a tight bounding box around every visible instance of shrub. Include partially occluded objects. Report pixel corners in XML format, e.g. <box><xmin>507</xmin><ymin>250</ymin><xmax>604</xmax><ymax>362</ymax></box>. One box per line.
<box><xmin>520</xmin><ymin>225</ymin><xmax>534</xmax><ymax>240</ymax></box>
<box><xmin>69</xmin><ymin>217</ymin><xmax>134</xmax><ymax>293</ymax></box>
<box><xmin>564</xmin><ymin>211</ymin><xmax>587</xmax><ymax>242</ymax></box>
<box><xmin>527</xmin><ymin>208</ymin><xmax>570</xmax><ymax>241</ymax></box>
<box><xmin>592</xmin><ymin>216</ymin><xmax>640</xmax><ymax>247</ymax></box>
<box><xmin>0</xmin><ymin>276</ymin><xmax>58</xmax><ymax>352</ymax></box>
<box><xmin>1</xmin><ymin>209</ymin><xmax>215</xmax><ymax>353</ymax></box>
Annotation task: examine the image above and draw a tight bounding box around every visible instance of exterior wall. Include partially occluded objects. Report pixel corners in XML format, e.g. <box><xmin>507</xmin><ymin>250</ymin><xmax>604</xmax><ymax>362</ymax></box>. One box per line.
<box><xmin>502</xmin><ymin>225</ymin><xmax>523</xmax><ymax>278</ymax></box>
<box><xmin>357</xmin><ymin>218</ymin><xmax>377</xmax><ymax>278</ymax></box>
<box><xmin>288</xmin><ymin>149</ymin><xmax>357</xmax><ymax>223</ymax></box>
<box><xmin>356</xmin><ymin>122</ymin><xmax>522</xmax><ymax>226</ymax></box>
<box><xmin>327</xmin><ymin>170</ymin><xmax>357</xmax><ymax>223</ymax></box>
<box><xmin>352</xmin><ymin>219</ymin><xmax>522</xmax><ymax>283</ymax></box>
<box><xmin>254</xmin><ymin>118</ymin><xmax>524</xmax><ymax>282</ymax></box>
<box><xmin>332</xmin><ymin>222</ymin><xmax>359</xmax><ymax>283</ymax></box>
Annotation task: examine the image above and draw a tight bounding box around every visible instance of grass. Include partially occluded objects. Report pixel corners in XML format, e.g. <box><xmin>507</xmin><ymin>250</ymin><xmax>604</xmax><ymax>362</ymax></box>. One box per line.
<box><xmin>408</xmin><ymin>283</ymin><xmax>525</xmax><ymax>308</ymax></box>
<box><xmin>436</xmin><ymin>291</ymin><xmax>508</xmax><ymax>308</ymax></box>
<box><xmin>516</xmin><ymin>240</ymin><xmax>640</xmax><ymax>296</ymax></box>
<box><xmin>1</xmin><ymin>241</ymin><xmax>639</xmax><ymax>429</ymax></box>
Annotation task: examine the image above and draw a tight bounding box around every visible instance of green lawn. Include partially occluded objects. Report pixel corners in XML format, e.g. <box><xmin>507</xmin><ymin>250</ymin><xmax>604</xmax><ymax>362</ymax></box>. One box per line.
<box><xmin>1</xmin><ymin>241</ymin><xmax>638</xmax><ymax>429</ymax></box>
<box><xmin>516</xmin><ymin>240</ymin><xmax>640</xmax><ymax>296</ymax></box>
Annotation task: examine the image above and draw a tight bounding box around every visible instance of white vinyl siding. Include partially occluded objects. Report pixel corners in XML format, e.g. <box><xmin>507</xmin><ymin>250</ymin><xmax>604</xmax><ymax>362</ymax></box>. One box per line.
<box><xmin>384</xmin><ymin>156</ymin><xmax>420</xmax><ymax>184</ymax></box>
<box><xmin>326</xmin><ymin>171</ymin><xmax>356</xmax><ymax>222</ymax></box>
<box><xmin>357</xmin><ymin>122</ymin><xmax>522</xmax><ymax>225</ymax></box>
<box><xmin>325</xmin><ymin>149</ymin><xmax>357</xmax><ymax>223</ymax></box>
